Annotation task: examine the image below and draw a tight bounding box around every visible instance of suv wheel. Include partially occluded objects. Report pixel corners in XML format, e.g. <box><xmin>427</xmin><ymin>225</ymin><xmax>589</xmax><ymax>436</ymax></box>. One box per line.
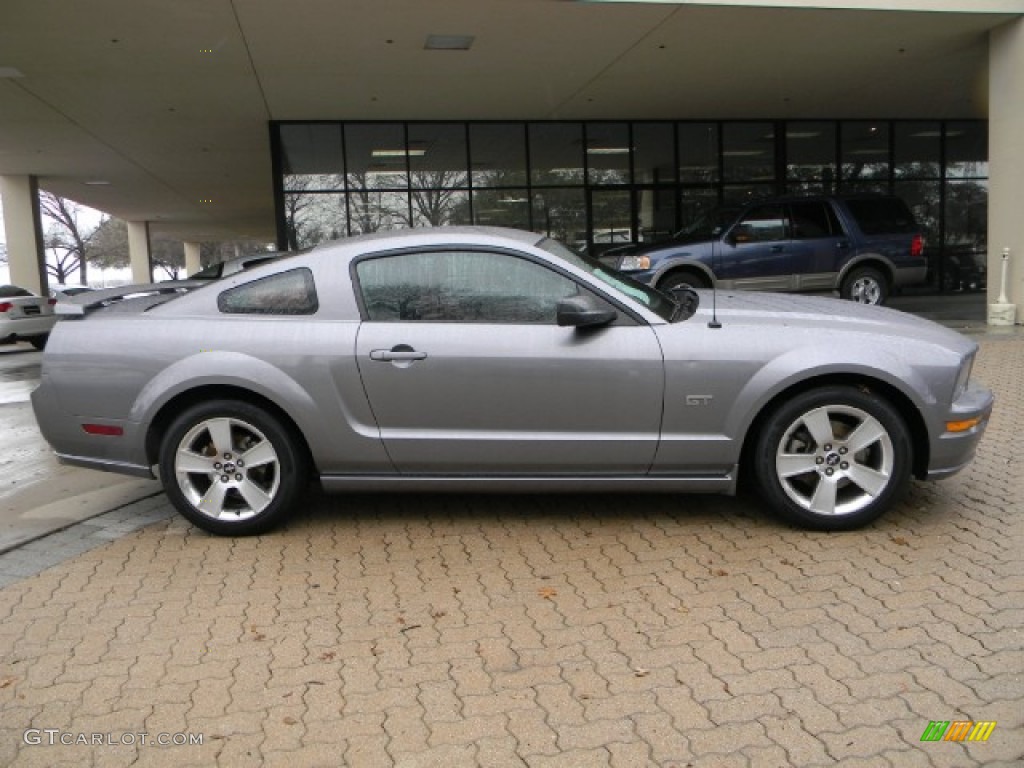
<box><xmin>659</xmin><ymin>270</ymin><xmax>710</xmax><ymax>293</ymax></box>
<box><xmin>841</xmin><ymin>267</ymin><xmax>888</xmax><ymax>305</ymax></box>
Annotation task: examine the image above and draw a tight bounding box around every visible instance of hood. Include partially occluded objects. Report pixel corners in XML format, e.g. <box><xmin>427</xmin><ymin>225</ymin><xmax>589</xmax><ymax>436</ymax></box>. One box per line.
<box><xmin>690</xmin><ymin>290</ymin><xmax>976</xmax><ymax>354</ymax></box>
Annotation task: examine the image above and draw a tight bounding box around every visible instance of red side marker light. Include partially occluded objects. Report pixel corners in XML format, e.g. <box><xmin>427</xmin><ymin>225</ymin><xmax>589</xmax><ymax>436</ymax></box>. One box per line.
<box><xmin>82</xmin><ymin>424</ymin><xmax>124</xmax><ymax>436</ymax></box>
<box><xmin>911</xmin><ymin>234</ymin><xmax>924</xmax><ymax>257</ymax></box>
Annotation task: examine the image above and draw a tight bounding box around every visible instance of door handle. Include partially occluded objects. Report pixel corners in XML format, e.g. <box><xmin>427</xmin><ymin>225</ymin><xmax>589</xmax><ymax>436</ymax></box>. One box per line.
<box><xmin>370</xmin><ymin>346</ymin><xmax>427</xmax><ymax>363</ymax></box>
<box><xmin>836</xmin><ymin>241</ymin><xmax>851</xmax><ymax>249</ymax></box>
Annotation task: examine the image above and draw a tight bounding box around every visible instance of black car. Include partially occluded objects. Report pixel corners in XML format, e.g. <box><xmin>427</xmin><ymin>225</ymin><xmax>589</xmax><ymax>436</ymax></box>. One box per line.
<box><xmin>615</xmin><ymin>194</ymin><xmax>927</xmax><ymax>305</ymax></box>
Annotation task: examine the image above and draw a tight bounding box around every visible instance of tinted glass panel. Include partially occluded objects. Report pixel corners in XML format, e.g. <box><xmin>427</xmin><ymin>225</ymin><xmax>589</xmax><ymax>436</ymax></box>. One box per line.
<box><xmin>634</xmin><ymin>123</ymin><xmax>675</xmax><ymax>185</ymax></box>
<box><xmin>0</xmin><ymin>286</ymin><xmax>33</xmax><ymax>298</ymax></box>
<box><xmin>408</xmin><ymin>123</ymin><xmax>468</xmax><ymax>187</ymax></box>
<box><xmin>357</xmin><ymin>251</ymin><xmax>578</xmax><ymax>324</ymax></box>
<box><xmin>637</xmin><ymin>186</ymin><xmax>677</xmax><ymax>243</ymax></box>
<box><xmin>946</xmin><ymin>122</ymin><xmax>988</xmax><ymax>178</ymax></box>
<box><xmin>529</xmin><ymin>124</ymin><xmax>584</xmax><ymax>185</ymax></box>
<box><xmin>841</xmin><ymin>122</ymin><xmax>889</xmax><ymax>180</ymax></box>
<box><xmin>586</xmin><ymin>123</ymin><xmax>630</xmax><ymax>185</ymax></box>
<box><xmin>472</xmin><ymin>189</ymin><xmax>530</xmax><ymax>228</ymax></box>
<box><xmin>348</xmin><ymin>190</ymin><xmax>409</xmax><ymax>234</ymax></box>
<box><xmin>283</xmin><ymin>192</ymin><xmax>347</xmax><ymax>249</ymax></box>
<box><xmin>786</xmin><ymin>122</ymin><xmax>836</xmax><ymax>184</ymax></box>
<box><xmin>469</xmin><ymin>123</ymin><xmax>527</xmax><ymax>187</ymax></box>
<box><xmin>894</xmin><ymin>122</ymin><xmax>940</xmax><ymax>179</ymax></box>
<box><xmin>532</xmin><ymin>188</ymin><xmax>586</xmax><ymax>248</ymax></box>
<box><xmin>678</xmin><ymin>123</ymin><xmax>718</xmax><ymax>183</ymax></box>
<box><xmin>280</xmin><ymin>124</ymin><xmax>345</xmax><ymax>178</ymax></box>
<box><xmin>723</xmin><ymin>123</ymin><xmax>775</xmax><ymax>183</ymax></box>
<box><xmin>345</xmin><ymin>123</ymin><xmax>408</xmax><ymax>190</ymax></box>
<box><xmin>218</xmin><ymin>269</ymin><xmax>318</xmax><ymax>315</ymax></box>
<box><xmin>410</xmin><ymin>189</ymin><xmax>470</xmax><ymax>227</ymax></box>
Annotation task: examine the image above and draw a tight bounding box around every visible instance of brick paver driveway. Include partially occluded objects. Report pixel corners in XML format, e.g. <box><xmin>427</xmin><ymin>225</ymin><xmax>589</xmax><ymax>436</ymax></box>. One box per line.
<box><xmin>1</xmin><ymin>335</ymin><xmax>1021</xmax><ymax>767</ymax></box>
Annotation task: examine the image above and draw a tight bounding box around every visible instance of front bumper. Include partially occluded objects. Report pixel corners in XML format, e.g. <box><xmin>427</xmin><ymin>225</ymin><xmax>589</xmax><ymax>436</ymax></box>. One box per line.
<box><xmin>925</xmin><ymin>381</ymin><xmax>994</xmax><ymax>480</ymax></box>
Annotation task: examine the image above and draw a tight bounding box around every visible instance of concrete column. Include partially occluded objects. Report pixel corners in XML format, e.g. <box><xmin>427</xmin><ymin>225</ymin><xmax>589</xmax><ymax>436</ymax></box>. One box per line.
<box><xmin>126</xmin><ymin>221</ymin><xmax>152</xmax><ymax>284</ymax></box>
<box><xmin>988</xmin><ymin>17</ymin><xmax>1024</xmax><ymax>323</ymax></box>
<box><xmin>184</xmin><ymin>241</ymin><xmax>202</xmax><ymax>276</ymax></box>
<box><xmin>0</xmin><ymin>175</ymin><xmax>47</xmax><ymax>295</ymax></box>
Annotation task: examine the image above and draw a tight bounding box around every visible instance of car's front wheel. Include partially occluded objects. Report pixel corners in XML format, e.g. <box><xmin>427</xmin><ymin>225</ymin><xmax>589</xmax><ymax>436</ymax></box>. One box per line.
<box><xmin>753</xmin><ymin>386</ymin><xmax>911</xmax><ymax>530</ymax></box>
<box><xmin>158</xmin><ymin>400</ymin><xmax>307</xmax><ymax>535</ymax></box>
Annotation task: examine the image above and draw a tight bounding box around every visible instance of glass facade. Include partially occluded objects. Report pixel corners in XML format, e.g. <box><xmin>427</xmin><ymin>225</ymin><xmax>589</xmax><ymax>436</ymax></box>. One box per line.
<box><xmin>273</xmin><ymin>119</ymin><xmax>989</xmax><ymax>292</ymax></box>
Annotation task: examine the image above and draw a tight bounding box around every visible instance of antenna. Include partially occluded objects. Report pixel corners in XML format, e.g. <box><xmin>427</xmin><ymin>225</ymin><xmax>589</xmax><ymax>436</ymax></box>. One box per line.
<box><xmin>707</xmin><ymin>279</ymin><xmax>722</xmax><ymax>329</ymax></box>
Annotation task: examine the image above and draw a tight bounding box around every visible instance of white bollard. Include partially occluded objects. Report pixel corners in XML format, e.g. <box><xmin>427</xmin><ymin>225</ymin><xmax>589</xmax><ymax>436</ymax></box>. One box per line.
<box><xmin>987</xmin><ymin>247</ymin><xmax>1017</xmax><ymax>326</ymax></box>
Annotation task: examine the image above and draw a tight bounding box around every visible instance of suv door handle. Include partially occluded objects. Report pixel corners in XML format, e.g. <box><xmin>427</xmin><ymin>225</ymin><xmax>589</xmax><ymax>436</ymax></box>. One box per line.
<box><xmin>836</xmin><ymin>240</ymin><xmax>851</xmax><ymax>249</ymax></box>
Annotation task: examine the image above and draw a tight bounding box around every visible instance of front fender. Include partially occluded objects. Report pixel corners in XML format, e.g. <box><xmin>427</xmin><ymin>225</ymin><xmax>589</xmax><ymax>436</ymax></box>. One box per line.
<box><xmin>726</xmin><ymin>345</ymin><xmax>934</xmax><ymax>440</ymax></box>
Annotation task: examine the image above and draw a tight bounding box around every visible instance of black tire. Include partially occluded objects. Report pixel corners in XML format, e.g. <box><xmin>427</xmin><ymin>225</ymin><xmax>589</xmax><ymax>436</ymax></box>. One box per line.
<box><xmin>752</xmin><ymin>385</ymin><xmax>912</xmax><ymax>531</ymax></box>
<box><xmin>158</xmin><ymin>399</ymin><xmax>308</xmax><ymax>535</ymax></box>
<box><xmin>659</xmin><ymin>270</ymin><xmax>711</xmax><ymax>293</ymax></box>
<box><xmin>840</xmin><ymin>266</ymin><xmax>889</xmax><ymax>305</ymax></box>
<box><xmin>29</xmin><ymin>335</ymin><xmax>48</xmax><ymax>350</ymax></box>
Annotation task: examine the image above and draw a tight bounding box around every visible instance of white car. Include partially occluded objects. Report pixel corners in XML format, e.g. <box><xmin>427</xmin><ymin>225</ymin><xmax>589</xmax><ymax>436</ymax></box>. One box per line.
<box><xmin>0</xmin><ymin>285</ymin><xmax>57</xmax><ymax>349</ymax></box>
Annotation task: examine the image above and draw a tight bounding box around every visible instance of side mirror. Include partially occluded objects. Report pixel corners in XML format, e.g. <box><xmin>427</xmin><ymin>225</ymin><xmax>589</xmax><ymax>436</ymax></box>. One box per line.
<box><xmin>556</xmin><ymin>295</ymin><xmax>617</xmax><ymax>328</ymax></box>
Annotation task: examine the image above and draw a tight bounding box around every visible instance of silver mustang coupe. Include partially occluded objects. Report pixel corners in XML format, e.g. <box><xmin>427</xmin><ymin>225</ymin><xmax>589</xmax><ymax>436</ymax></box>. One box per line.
<box><xmin>32</xmin><ymin>227</ymin><xmax>992</xmax><ymax>536</ymax></box>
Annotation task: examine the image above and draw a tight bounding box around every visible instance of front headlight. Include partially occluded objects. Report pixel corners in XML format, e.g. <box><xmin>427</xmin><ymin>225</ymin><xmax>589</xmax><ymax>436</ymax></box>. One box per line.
<box><xmin>618</xmin><ymin>255</ymin><xmax>650</xmax><ymax>271</ymax></box>
<box><xmin>952</xmin><ymin>352</ymin><xmax>975</xmax><ymax>401</ymax></box>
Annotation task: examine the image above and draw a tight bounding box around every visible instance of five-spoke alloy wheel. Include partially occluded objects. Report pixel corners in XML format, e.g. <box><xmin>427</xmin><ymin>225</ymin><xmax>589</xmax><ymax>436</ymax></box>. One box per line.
<box><xmin>159</xmin><ymin>400</ymin><xmax>307</xmax><ymax>535</ymax></box>
<box><xmin>754</xmin><ymin>386</ymin><xmax>911</xmax><ymax>530</ymax></box>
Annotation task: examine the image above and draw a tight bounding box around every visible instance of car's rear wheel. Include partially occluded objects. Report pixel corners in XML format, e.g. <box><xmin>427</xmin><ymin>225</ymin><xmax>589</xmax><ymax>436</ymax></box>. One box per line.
<box><xmin>753</xmin><ymin>386</ymin><xmax>911</xmax><ymax>530</ymax></box>
<box><xmin>659</xmin><ymin>269</ymin><xmax>711</xmax><ymax>293</ymax></box>
<box><xmin>158</xmin><ymin>400</ymin><xmax>307</xmax><ymax>535</ymax></box>
<box><xmin>840</xmin><ymin>266</ymin><xmax>888</xmax><ymax>305</ymax></box>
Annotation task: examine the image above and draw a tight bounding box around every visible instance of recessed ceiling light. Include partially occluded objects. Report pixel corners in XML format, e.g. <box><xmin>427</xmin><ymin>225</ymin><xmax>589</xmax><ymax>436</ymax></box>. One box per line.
<box><xmin>785</xmin><ymin>131</ymin><xmax>821</xmax><ymax>139</ymax></box>
<box><xmin>424</xmin><ymin>34</ymin><xmax>474</xmax><ymax>51</ymax></box>
<box><xmin>0</xmin><ymin>66</ymin><xmax>25</xmax><ymax>78</ymax></box>
<box><xmin>722</xmin><ymin>150</ymin><xmax>764</xmax><ymax>157</ymax></box>
<box><xmin>83</xmin><ymin>180</ymin><xmax>111</xmax><ymax>186</ymax></box>
<box><xmin>586</xmin><ymin>147</ymin><xmax>630</xmax><ymax>155</ymax></box>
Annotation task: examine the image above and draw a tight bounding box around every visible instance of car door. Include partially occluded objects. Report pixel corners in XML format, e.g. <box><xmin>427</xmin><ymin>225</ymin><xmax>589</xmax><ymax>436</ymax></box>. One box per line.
<box><xmin>352</xmin><ymin>248</ymin><xmax>665</xmax><ymax>474</ymax></box>
<box><xmin>786</xmin><ymin>200</ymin><xmax>849</xmax><ymax>290</ymax></box>
<box><xmin>713</xmin><ymin>203</ymin><xmax>806</xmax><ymax>291</ymax></box>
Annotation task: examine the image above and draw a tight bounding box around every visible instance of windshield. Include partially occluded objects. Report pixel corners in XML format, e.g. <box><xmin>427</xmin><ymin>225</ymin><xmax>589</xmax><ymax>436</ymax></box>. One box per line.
<box><xmin>538</xmin><ymin>238</ymin><xmax>680</xmax><ymax>322</ymax></box>
<box><xmin>673</xmin><ymin>207</ymin><xmax>741</xmax><ymax>241</ymax></box>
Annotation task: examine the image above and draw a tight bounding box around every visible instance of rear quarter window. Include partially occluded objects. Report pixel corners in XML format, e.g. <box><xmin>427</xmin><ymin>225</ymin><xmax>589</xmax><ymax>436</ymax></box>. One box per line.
<box><xmin>217</xmin><ymin>268</ymin><xmax>318</xmax><ymax>315</ymax></box>
<box><xmin>844</xmin><ymin>198</ymin><xmax>918</xmax><ymax>235</ymax></box>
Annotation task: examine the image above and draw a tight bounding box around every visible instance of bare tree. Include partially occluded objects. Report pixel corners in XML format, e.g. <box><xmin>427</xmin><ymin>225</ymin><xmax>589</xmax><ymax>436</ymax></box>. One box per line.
<box><xmin>39</xmin><ymin>192</ymin><xmax>92</xmax><ymax>284</ymax></box>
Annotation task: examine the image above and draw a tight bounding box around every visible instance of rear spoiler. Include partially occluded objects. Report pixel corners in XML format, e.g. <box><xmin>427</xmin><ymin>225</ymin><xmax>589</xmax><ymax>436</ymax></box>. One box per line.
<box><xmin>55</xmin><ymin>280</ymin><xmax>207</xmax><ymax>316</ymax></box>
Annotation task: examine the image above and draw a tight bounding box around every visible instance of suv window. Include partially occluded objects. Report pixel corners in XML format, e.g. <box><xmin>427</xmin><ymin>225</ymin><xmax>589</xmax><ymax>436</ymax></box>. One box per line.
<box><xmin>790</xmin><ymin>201</ymin><xmax>844</xmax><ymax>239</ymax></box>
<box><xmin>356</xmin><ymin>250</ymin><xmax>583</xmax><ymax>324</ymax></box>
<box><xmin>217</xmin><ymin>269</ymin><xmax>318</xmax><ymax>315</ymax></box>
<box><xmin>844</xmin><ymin>197</ymin><xmax>917</xmax><ymax>235</ymax></box>
<box><xmin>732</xmin><ymin>205</ymin><xmax>787</xmax><ymax>243</ymax></box>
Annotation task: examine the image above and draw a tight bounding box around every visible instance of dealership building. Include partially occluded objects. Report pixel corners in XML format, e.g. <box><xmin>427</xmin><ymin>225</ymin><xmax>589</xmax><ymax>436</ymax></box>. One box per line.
<box><xmin>2</xmin><ymin>0</ymin><xmax>1022</xmax><ymax>319</ymax></box>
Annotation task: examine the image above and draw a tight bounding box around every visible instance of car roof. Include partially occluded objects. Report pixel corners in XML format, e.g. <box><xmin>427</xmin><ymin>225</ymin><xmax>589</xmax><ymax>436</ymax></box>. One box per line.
<box><xmin>310</xmin><ymin>226</ymin><xmax>548</xmax><ymax>255</ymax></box>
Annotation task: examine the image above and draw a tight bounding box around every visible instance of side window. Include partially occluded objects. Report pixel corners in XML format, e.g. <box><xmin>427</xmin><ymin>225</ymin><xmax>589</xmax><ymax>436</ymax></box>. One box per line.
<box><xmin>732</xmin><ymin>205</ymin><xmax>787</xmax><ymax>243</ymax></box>
<box><xmin>790</xmin><ymin>201</ymin><xmax>843</xmax><ymax>239</ymax></box>
<box><xmin>356</xmin><ymin>250</ymin><xmax>581</xmax><ymax>324</ymax></box>
<box><xmin>217</xmin><ymin>268</ymin><xmax>318</xmax><ymax>315</ymax></box>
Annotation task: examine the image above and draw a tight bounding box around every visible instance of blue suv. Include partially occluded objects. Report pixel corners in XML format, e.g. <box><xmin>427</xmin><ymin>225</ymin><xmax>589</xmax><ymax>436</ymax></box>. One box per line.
<box><xmin>614</xmin><ymin>194</ymin><xmax>927</xmax><ymax>305</ymax></box>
